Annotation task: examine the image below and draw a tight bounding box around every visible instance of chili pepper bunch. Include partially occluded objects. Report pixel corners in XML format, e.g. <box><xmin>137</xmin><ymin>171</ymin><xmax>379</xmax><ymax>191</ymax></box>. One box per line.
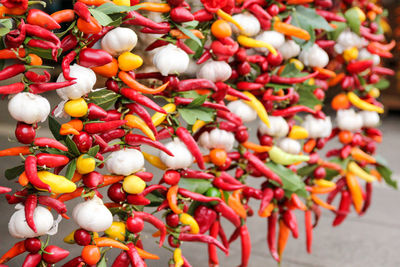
<box><xmin>0</xmin><ymin>0</ymin><xmax>396</xmax><ymax>266</ymax></box>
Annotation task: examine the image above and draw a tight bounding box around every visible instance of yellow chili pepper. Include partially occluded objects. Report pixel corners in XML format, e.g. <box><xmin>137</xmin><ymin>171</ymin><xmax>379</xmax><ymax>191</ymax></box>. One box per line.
<box><xmin>347</xmin><ymin>161</ymin><xmax>377</xmax><ymax>182</ymax></box>
<box><xmin>125</xmin><ymin>114</ymin><xmax>156</xmax><ymax>141</ymax></box>
<box><xmin>343</xmin><ymin>47</ymin><xmax>358</xmax><ymax>62</ymax></box>
<box><xmin>152</xmin><ymin>103</ymin><xmax>176</xmax><ymax>127</ymax></box>
<box><xmin>347</xmin><ymin>92</ymin><xmax>384</xmax><ymax>113</ymax></box>
<box><xmin>37</xmin><ymin>171</ymin><xmax>77</xmax><ymax>194</ymax></box>
<box><xmin>179</xmin><ymin>213</ymin><xmax>200</xmax><ymax>234</ymax></box>
<box><xmin>243</xmin><ymin>91</ymin><xmax>270</xmax><ymax>127</ymax></box>
<box><xmin>173</xmin><ymin>248</ymin><xmax>184</xmax><ymax>267</ymax></box>
<box><xmin>314</xmin><ymin>179</ymin><xmax>336</xmax><ymax>188</ymax></box>
<box><xmin>76</xmin><ymin>154</ymin><xmax>96</xmax><ymax>175</ymax></box>
<box><xmin>63</xmin><ymin>230</ymin><xmax>76</xmax><ymax>244</ymax></box>
<box><xmin>368</xmin><ymin>88</ymin><xmax>380</xmax><ymax>98</ymax></box>
<box><xmin>288</xmin><ymin>125</ymin><xmax>309</xmax><ymax>139</ymax></box>
<box><xmin>216</xmin><ymin>9</ymin><xmax>244</xmax><ymax>32</ymax></box>
<box><xmin>289</xmin><ymin>59</ymin><xmax>304</xmax><ymax>71</ymax></box>
<box><xmin>142</xmin><ymin>151</ymin><xmax>168</xmax><ymax>170</ymax></box>
<box><xmin>237</xmin><ymin>35</ymin><xmax>277</xmax><ymax>56</ymax></box>
<box><xmin>136</xmin><ymin>2</ymin><xmax>171</xmax><ymax>12</ymax></box>
<box><xmin>192</xmin><ymin>120</ymin><xmax>206</xmax><ymax>133</ymax></box>
<box><xmin>345</xmin><ymin>173</ymin><xmax>363</xmax><ymax>214</ymax></box>
<box><xmin>105</xmin><ymin>222</ymin><xmax>126</xmax><ymax>241</ymax></box>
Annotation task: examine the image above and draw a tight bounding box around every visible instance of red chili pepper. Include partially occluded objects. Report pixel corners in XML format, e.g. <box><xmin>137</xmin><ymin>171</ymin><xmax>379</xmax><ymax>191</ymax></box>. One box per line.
<box><xmin>347</xmin><ymin>60</ymin><xmax>373</xmax><ymax>74</ymax></box>
<box><xmin>134</xmin><ymin>211</ymin><xmax>166</xmax><ymax>246</ymax></box>
<box><xmin>176</xmin><ymin>127</ymin><xmax>205</xmax><ymax>169</ymax></box>
<box><xmin>79</xmin><ymin>48</ymin><xmax>113</xmax><ymax>68</ymax></box>
<box><xmin>178</xmin><ymin>79</ymin><xmax>217</xmax><ymax>92</ymax></box>
<box><xmin>140</xmin><ymin>25</ymin><xmax>170</xmax><ymax>34</ymax></box>
<box><xmin>27</xmin><ymin>9</ymin><xmax>61</xmax><ymax>30</ymax></box>
<box><xmin>134</xmin><ymin>172</ymin><xmax>153</xmax><ymax>182</ymax></box>
<box><xmin>178</xmin><ymin>188</ymin><xmax>222</xmax><ymax>203</ymax></box>
<box><xmin>340</xmin><ymin>144</ymin><xmax>352</xmax><ymax>159</ymax></box>
<box><xmin>315</xmin><ymin>9</ymin><xmax>346</xmax><ymax>22</ymax></box>
<box><xmin>22</xmin><ymin>253</ymin><xmax>42</xmax><ymax>267</ymax></box>
<box><xmin>243</xmin><ymin>152</ymin><xmax>282</xmax><ymax>185</ymax></box>
<box><xmin>326</xmin><ymin>177</ymin><xmax>345</xmax><ymax>204</ymax></box>
<box><xmin>242</xmin><ymin>186</ymin><xmax>263</xmax><ymax>200</ymax></box>
<box><xmin>237</xmin><ymin>81</ymin><xmax>264</xmax><ymax>91</ymax></box>
<box><xmin>219</xmin><ymin>121</ymin><xmax>237</xmax><ymax>132</ymax></box>
<box><xmin>84</xmin><ymin>120</ymin><xmax>126</xmax><ymax>134</ymax></box>
<box><xmin>61</xmin><ymin>51</ymin><xmax>77</xmax><ymax>81</ymax></box>
<box><xmin>267</xmin><ymin>212</ymin><xmax>280</xmax><ymax>262</ymax></box>
<box><xmin>145</xmin><ymin>39</ymin><xmax>169</xmax><ymax>51</ymax></box>
<box><xmin>176</xmin><ymin>39</ymin><xmax>195</xmax><ymax>54</ymax></box>
<box><xmin>180</xmin><ymin>169</ymin><xmax>215</xmax><ymax>179</ymax></box>
<box><xmin>61</xmin><ymin>256</ymin><xmax>84</xmax><ymax>267</ymax></box>
<box><xmin>29</xmin><ymin>80</ymin><xmax>76</xmax><ymax>94</ymax></box>
<box><xmin>86</xmin><ymin>26</ymin><xmax>114</xmax><ymax>48</ymax></box>
<box><xmin>360</xmin><ymin>182</ymin><xmax>372</xmax><ymax>215</ymax></box>
<box><xmin>0</xmin><ymin>64</ymin><xmax>26</xmax><ymax>81</ymax></box>
<box><xmin>263</xmin><ymin>88</ymin><xmax>294</xmax><ymax>101</ymax></box>
<box><xmin>0</xmin><ymin>82</ymin><xmax>25</xmax><ymax>95</ymax></box>
<box><xmin>126</xmin><ymin>243</ymin><xmax>145</xmax><ymax>267</ymax></box>
<box><xmin>120</xmin><ymin>88</ymin><xmax>166</xmax><ymax>114</ymax></box>
<box><xmin>360</xmin><ymin>26</ymin><xmax>384</xmax><ymax>42</ymax></box>
<box><xmin>179</xmin><ymin>232</ymin><xmax>229</xmax><ymax>255</ymax></box>
<box><xmin>24</xmin><ymin>195</ymin><xmax>38</xmax><ymax>232</ymax></box>
<box><xmin>174</xmin><ymin>96</ymin><xmax>229</xmax><ymax>111</ymax></box>
<box><xmin>367</xmin><ymin>43</ymin><xmax>392</xmax><ymax>58</ymax></box>
<box><xmin>37</xmin><ymin>196</ymin><xmax>67</xmax><ymax>214</ymax></box>
<box><xmin>124</xmin><ymin>11</ymin><xmax>170</xmax><ymax>30</ymax></box>
<box><xmin>36</xmin><ymin>153</ymin><xmax>69</xmax><ymax>168</ymax></box>
<box><xmin>196</xmin><ymin>49</ymin><xmax>212</xmax><ymax>64</ymax></box>
<box><xmin>0</xmin><ymin>186</ymin><xmax>11</xmax><ymax>194</ymax></box>
<box><xmin>193</xmin><ymin>9</ymin><xmax>213</xmax><ymax>21</ymax></box>
<box><xmin>87</xmin><ymin>103</ymin><xmax>107</xmax><ymax>120</ymax></box>
<box><xmin>208</xmin><ymin>220</ymin><xmax>220</xmax><ymax>265</ymax></box>
<box><xmin>126</xmin><ymin>103</ymin><xmax>157</xmax><ymax>134</ymax></box>
<box><xmin>270</xmin><ymin>71</ymin><xmax>319</xmax><ymax>84</ymax></box>
<box><xmin>6</xmin><ymin>189</ymin><xmax>29</xmax><ymax>204</ymax></box>
<box><xmin>216</xmin><ymin>110</ymin><xmax>243</xmax><ymax>126</ymax></box>
<box><xmin>211</xmin><ymin>37</ymin><xmax>239</xmax><ymax>61</ymax></box>
<box><xmin>25</xmin><ymin>24</ymin><xmax>61</xmax><ymax>47</ymax></box>
<box><xmin>305</xmin><ymin>210</ymin><xmax>313</xmax><ymax>253</ymax></box>
<box><xmin>239</xmin><ymin>224</ymin><xmax>251</xmax><ymax>267</ymax></box>
<box><xmin>27</xmin><ymin>39</ymin><xmax>58</xmax><ymax>61</ymax></box>
<box><xmin>125</xmin><ymin>133</ymin><xmax>174</xmax><ymax>156</ymax></box>
<box><xmin>271</xmin><ymin>105</ymin><xmax>316</xmax><ymax>117</ymax></box>
<box><xmin>25</xmin><ymin>71</ymin><xmax>51</xmax><ymax>83</ymax></box>
<box><xmin>112</xmin><ymin>252</ymin><xmax>130</xmax><ymax>267</ymax></box>
<box><xmin>194</xmin><ymin>205</ymin><xmax>218</xmax><ymax>234</ymax></box>
<box><xmin>371</xmin><ymin>66</ymin><xmax>395</xmax><ymax>76</ymax></box>
<box><xmin>60</xmin><ymin>34</ymin><xmax>78</xmax><ymax>52</ymax></box>
<box><xmin>74</xmin><ymin>1</ymin><xmax>91</xmax><ymax>22</ymax></box>
<box><xmin>102</xmin><ymin>110</ymin><xmax>122</xmax><ymax>121</ymax></box>
<box><xmin>214</xmin><ymin>201</ymin><xmax>241</xmax><ymax>227</ymax></box>
<box><xmin>135</xmin><ymin>72</ymin><xmax>164</xmax><ymax>80</ymax></box>
<box><xmin>25</xmin><ymin>156</ymin><xmax>51</xmax><ymax>192</ymax></box>
<box><xmin>127</xmin><ymin>194</ymin><xmax>151</xmax><ymax>205</ymax></box>
<box><xmin>170</xmin><ymin>6</ymin><xmax>194</xmax><ymax>23</ymax></box>
<box><xmin>248</xmin><ymin>4</ymin><xmax>272</xmax><ymax>30</ymax></box>
<box><xmin>5</xmin><ymin>25</ymin><xmax>26</xmax><ymax>48</ymax></box>
<box><xmin>33</xmin><ymin>137</ymin><xmax>68</xmax><ymax>151</ymax></box>
<box><xmin>99</xmin><ymin>129</ymin><xmax>125</xmax><ymax>143</ymax></box>
<box><xmin>332</xmin><ymin>190</ymin><xmax>351</xmax><ymax>226</ymax></box>
<box><xmin>283</xmin><ymin>209</ymin><xmax>298</xmax><ymax>238</ymax></box>
<box><xmin>259</xmin><ymin>188</ymin><xmax>274</xmax><ymax>215</ymax></box>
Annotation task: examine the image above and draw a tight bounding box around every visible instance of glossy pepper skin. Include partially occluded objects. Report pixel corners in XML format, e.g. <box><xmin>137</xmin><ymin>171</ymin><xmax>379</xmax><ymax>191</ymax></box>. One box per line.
<box><xmin>79</xmin><ymin>48</ymin><xmax>113</xmax><ymax>68</ymax></box>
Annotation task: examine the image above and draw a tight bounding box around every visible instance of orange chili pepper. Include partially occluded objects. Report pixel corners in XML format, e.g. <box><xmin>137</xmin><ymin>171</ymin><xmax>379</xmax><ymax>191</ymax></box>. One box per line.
<box><xmin>241</xmin><ymin>141</ymin><xmax>271</xmax><ymax>153</ymax></box>
<box><xmin>350</xmin><ymin>147</ymin><xmax>376</xmax><ymax>164</ymax></box>
<box><xmin>329</xmin><ymin>23</ymin><xmax>338</xmax><ymax>29</ymax></box>
<box><xmin>0</xmin><ymin>6</ymin><xmax>26</xmax><ymax>16</ymax></box>
<box><xmin>104</xmin><ymin>202</ymin><xmax>122</xmax><ymax>209</ymax></box>
<box><xmin>314</xmin><ymin>67</ymin><xmax>336</xmax><ymax>78</ymax></box>
<box><xmin>274</xmin><ymin>21</ymin><xmax>310</xmax><ymax>40</ymax></box>
<box><xmin>18</xmin><ymin>171</ymin><xmax>29</xmax><ymax>187</ymax></box>
<box><xmin>0</xmin><ymin>146</ymin><xmax>31</xmax><ymax>157</ymax></box>
<box><xmin>370</xmin><ymin>169</ymin><xmax>382</xmax><ymax>182</ymax></box>
<box><xmin>346</xmin><ymin>173</ymin><xmax>363</xmax><ymax>214</ymax></box>
<box><xmin>94</xmin><ymin>237</ymin><xmax>129</xmax><ymax>250</ymax></box>
<box><xmin>51</xmin><ymin>9</ymin><xmax>75</xmax><ymax>24</ymax></box>
<box><xmin>278</xmin><ymin>219</ymin><xmax>290</xmax><ymax>259</ymax></box>
<box><xmin>78</xmin><ymin>0</ymin><xmax>110</xmax><ymax>5</ymax></box>
<box><xmin>137</xmin><ymin>247</ymin><xmax>160</xmax><ymax>260</ymax></box>
<box><xmin>328</xmin><ymin>72</ymin><xmax>345</xmax><ymax>87</ymax></box>
<box><xmin>309</xmin><ymin>186</ymin><xmax>336</xmax><ymax>194</ymax></box>
<box><xmin>170</xmin><ymin>29</ymin><xmax>205</xmax><ymax>39</ymax></box>
<box><xmin>287</xmin><ymin>0</ymin><xmax>313</xmax><ymax>4</ymax></box>
<box><xmin>291</xmin><ymin>194</ymin><xmax>307</xmax><ymax>211</ymax></box>
<box><xmin>136</xmin><ymin>2</ymin><xmax>171</xmax><ymax>13</ymax></box>
<box><xmin>303</xmin><ymin>139</ymin><xmax>316</xmax><ymax>153</ymax></box>
<box><xmin>92</xmin><ymin>58</ymin><xmax>119</xmax><ymax>78</ymax></box>
<box><xmin>225</xmin><ymin>95</ymin><xmax>238</xmax><ymax>101</ymax></box>
<box><xmin>60</xmin><ymin>124</ymin><xmax>79</xmax><ymax>135</ymax></box>
<box><xmin>57</xmin><ymin>187</ymin><xmax>84</xmax><ymax>202</ymax></box>
<box><xmin>228</xmin><ymin>190</ymin><xmax>247</xmax><ymax>219</ymax></box>
<box><xmin>167</xmin><ymin>185</ymin><xmax>183</xmax><ymax>214</ymax></box>
<box><xmin>0</xmin><ymin>241</ymin><xmax>26</xmax><ymax>264</ymax></box>
<box><xmin>28</xmin><ymin>54</ymin><xmax>42</xmax><ymax>66</ymax></box>
<box><xmin>195</xmin><ymin>89</ymin><xmax>211</xmax><ymax>95</ymax></box>
<box><xmin>118</xmin><ymin>71</ymin><xmax>169</xmax><ymax>94</ymax></box>
<box><xmin>367</xmin><ymin>11</ymin><xmax>376</xmax><ymax>21</ymax></box>
<box><xmin>77</xmin><ymin>16</ymin><xmax>102</xmax><ymax>34</ymax></box>
<box><xmin>311</xmin><ymin>194</ymin><xmax>336</xmax><ymax>211</ymax></box>
<box><xmin>100</xmin><ymin>175</ymin><xmax>125</xmax><ymax>187</ymax></box>
<box><xmin>72</xmin><ymin>171</ymin><xmax>83</xmax><ymax>183</ymax></box>
<box><xmin>0</xmin><ymin>48</ymin><xmax>26</xmax><ymax>59</ymax></box>
<box><xmin>259</xmin><ymin>203</ymin><xmax>274</xmax><ymax>217</ymax></box>
<box><xmin>317</xmin><ymin>159</ymin><xmax>344</xmax><ymax>173</ymax></box>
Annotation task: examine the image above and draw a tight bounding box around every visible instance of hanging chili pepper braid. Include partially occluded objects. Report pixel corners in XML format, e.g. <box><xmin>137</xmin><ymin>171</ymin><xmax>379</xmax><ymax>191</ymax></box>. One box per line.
<box><xmin>0</xmin><ymin>0</ymin><xmax>395</xmax><ymax>266</ymax></box>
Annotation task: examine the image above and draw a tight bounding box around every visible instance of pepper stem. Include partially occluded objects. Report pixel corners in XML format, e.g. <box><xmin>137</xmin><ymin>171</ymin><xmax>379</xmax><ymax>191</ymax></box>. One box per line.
<box><xmin>28</xmin><ymin>0</ymin><xmax>47</xmax><ymax>7</ymax></box>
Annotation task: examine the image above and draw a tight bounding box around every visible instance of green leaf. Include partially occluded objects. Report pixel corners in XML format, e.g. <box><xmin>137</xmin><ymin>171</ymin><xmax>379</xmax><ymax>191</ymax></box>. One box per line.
<box><xmin>0</xmin><ymin>19</ymin><xmax>12</xmax><ymax>37</ymax></box>
<box><xmin>297</xmin><ymin>164</ymin><xmax>317</xmax><ymax>177</ymax></box>
<box><xmin>292</xmin><ymin>6</ymin><xmax>333</xmax><ymax>32</ymax></box>
<box><xmin>87</xmin><ymin>145</ymin><xmax>100</xmax><ymax>157</ymax></box>
<box><xmin>344</xmin><ymin>8</ymin><xmax>361</xmax><ymax>34</ymax></box>
<box><xmin>183</xmin><ymin>20</ymin><xmax>199</xmax><ymax>29</ymax></box>
<box><xmin>0</xmin><ymin>27</ymin><xmax>10</xmax><ymax>37</ymax></box>
<box><xmin>65</xmin><ymin>159</ymin><xmax>77</xmax><ymax>180</ymax></box>
<box><xmin>55</xmin><ymin>21</ymin><xmax>76</xmax><ymax>38</ymax></box>
<box><xmin>280</xmin><ymin>63</ymin><xmax>301</xmax><ymax>77</ymax></box>
<box><xmin>88</xmin><ymin>89</ymin><xmax>120</xmax><ymax>110</ymax></box>
<box><xmin>5</xmin><ymin>165</ymin><xmax>25</xmax><ymax>180</ymax></box>
<box><xmin>176</xmin><ymin>24</ymin><xmax>202</xmax><ymax>46</ymax></box>
<box><xmin>297</xmin><ymin>84</ymin><xmax>321</xmax><ymax>108</ymax></box>
<box><xmin>179</xmin><ymin>91</ymin><xmax>201</xmax><ymax>99</ymax></box>
<box><xmin>89</xmin><ymin>9</ymin><xmax>113</xmax><ymax>26</ymax></box>
<box><xmin>65</xmin><ymin>136</ymin><xmax>80</xmax><ymax>156</ymax></box>
<box><xmin>374</xmin><ymin>79</ymin><xmax>390</xmax><ymax>90</ymax></box>
<box><xmin>95</xmin><ymin>2</ymin><xmax>142</xmax><ymax>14</ymax></box>
<box><xmin>178</xmin><ymin>107</ymin><xmax>214</xmax><ymax>125</ymax></box>
<box><xmin>27</xmin><ymin>46</ymin><xmax>62</xmax><ymax>60</ymax></box>
<box><xmin>325</xmin><ymin>157</ymin><xmax>350</xmax><ymax>180</ymax></box>
<box><xmin>265</xmin><ymin>162</ymin><xmax>307</xmax><ymax>198</ymax></box>
<box><xmin>179</xmin><ymin>178</ymin><xmax>212</xmax><ymax>194</ymax></box>
<box><xmin>376</xmin><ymin>165</ymin><xmax>397</xmax><ymax>189</ymax></box>
<box><xmin>327</xmin><ymin>21</ymin><xmax>346</xmax><ymax>41</ymax></box>
<box><xmin>265</xmin><ymin>83</ymin><xmax>292</xmax><ymax>90</ymax></box>
<box><xmin>186</xmin><ymin>95</ymin><xmax>207</xmax><ymax>108</ymax></box>
<box><xmin>97</xmin><ymin>254</ymin><xmax>107</xmax><ymax>267</ymax></box>
<box><xmin>146</xmin><ymin>191</ymin><xmax>164</xmax><ymax>207</ymax></box>
<box><xmin>48</xmin><ymin>116</ymin><xmax>64</xmax><ymax>141</ymax></box>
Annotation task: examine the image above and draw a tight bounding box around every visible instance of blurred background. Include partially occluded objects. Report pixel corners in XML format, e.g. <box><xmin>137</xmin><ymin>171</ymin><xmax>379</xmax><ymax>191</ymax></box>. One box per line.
<box><xmin>0</xmin><ymin>0</ymin><xmax>399</xmax><ymax>266</ymax></box>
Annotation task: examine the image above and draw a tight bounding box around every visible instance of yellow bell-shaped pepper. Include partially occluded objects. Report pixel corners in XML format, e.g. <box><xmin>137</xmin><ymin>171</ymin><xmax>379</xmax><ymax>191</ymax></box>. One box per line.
<box><xmin>105</xmin><ymin>222</ymin><xmax>126</xmax><ymax>241</ymax></box>
<box><xmin>37</xmin><ymin>171</ymin><xmax>77</xmax><ymax>194</ymax></box>
<box><xmin>288</xmin><ymin>125</ymin><xmax>309</xmax><ymax>140</ymax></box>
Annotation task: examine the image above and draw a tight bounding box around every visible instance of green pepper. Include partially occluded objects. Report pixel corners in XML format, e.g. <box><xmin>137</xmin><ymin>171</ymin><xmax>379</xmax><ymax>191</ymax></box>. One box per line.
<box><xmin>269</xmin><ymin>146</ymin><xmax>310</xmax><ymax>165</ymax></box>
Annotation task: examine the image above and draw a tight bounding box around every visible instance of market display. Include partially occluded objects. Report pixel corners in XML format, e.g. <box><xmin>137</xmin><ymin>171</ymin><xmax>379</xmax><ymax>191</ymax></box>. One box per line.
<box><xmin>0</xmin><ymin>0</ymin><xmax>396</xmax><ymax>266</ymax></box>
